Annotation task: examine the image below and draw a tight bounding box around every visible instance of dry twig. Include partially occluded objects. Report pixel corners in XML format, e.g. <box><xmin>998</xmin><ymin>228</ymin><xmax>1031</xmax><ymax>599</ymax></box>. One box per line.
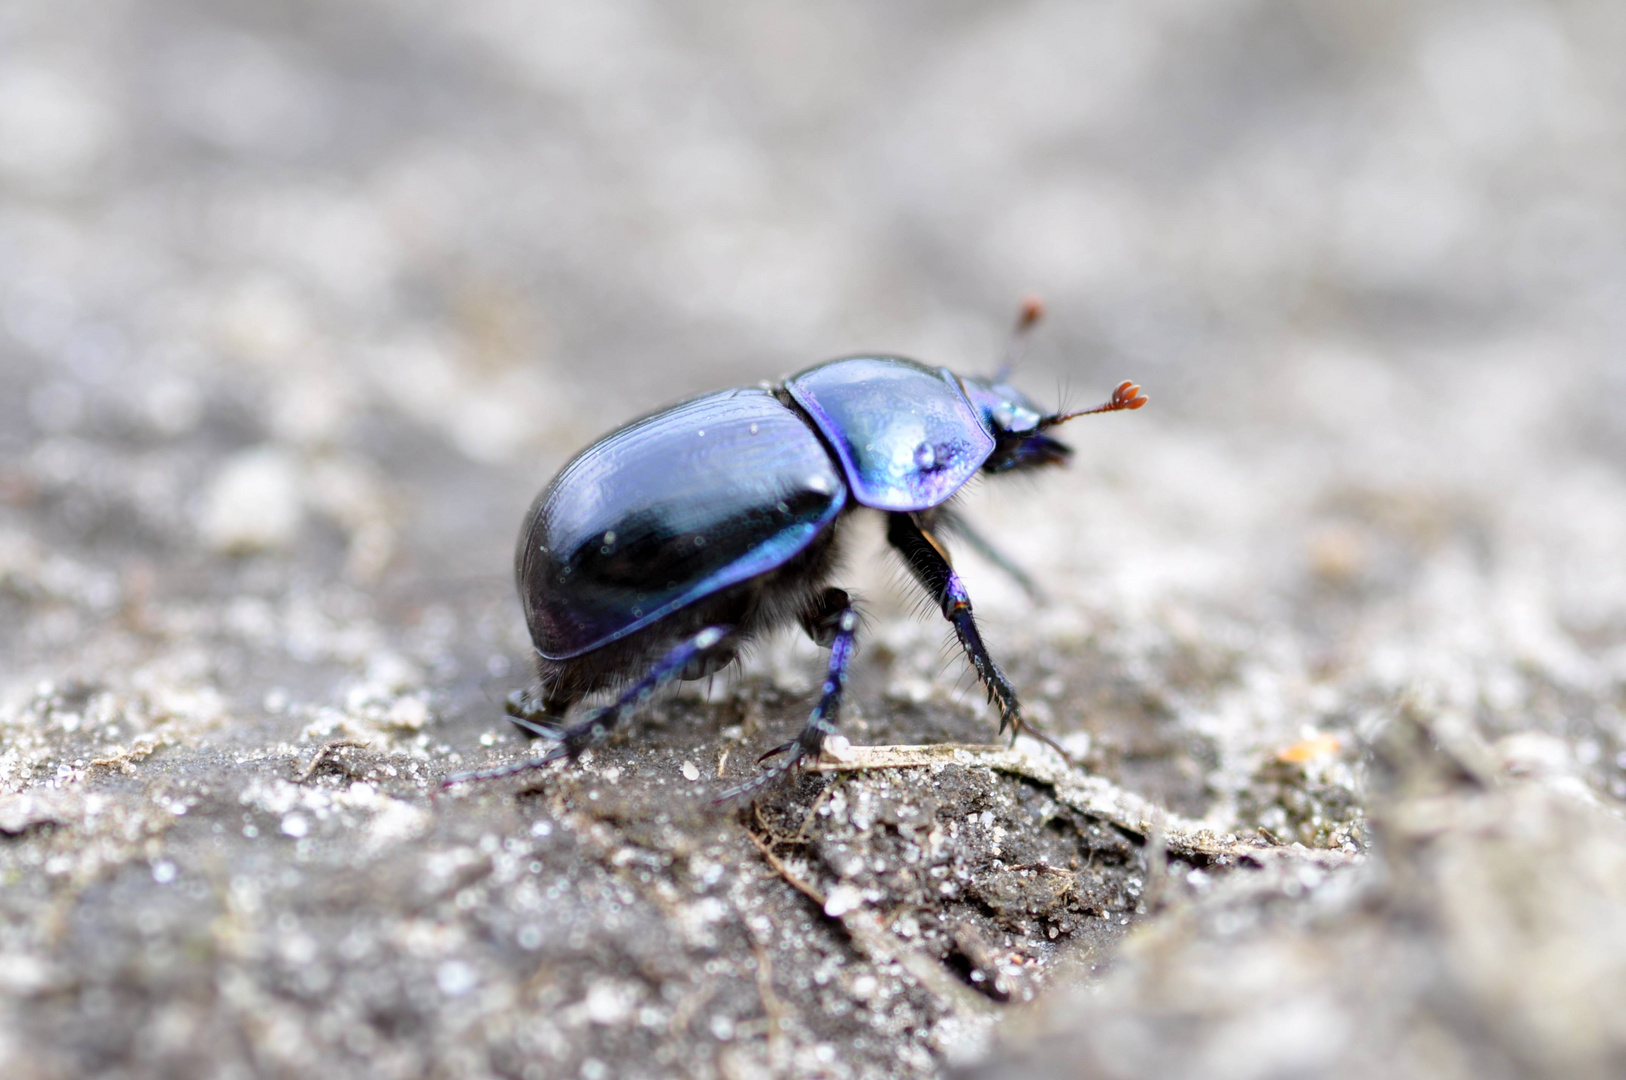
<box><xmin>806</xmin><ymin>742</ymin><xmax>1361</xmax><ymax>868</ymax></box>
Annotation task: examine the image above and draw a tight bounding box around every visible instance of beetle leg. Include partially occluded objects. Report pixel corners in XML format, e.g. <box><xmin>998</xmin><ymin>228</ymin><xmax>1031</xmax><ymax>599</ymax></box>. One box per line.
<box><xmin>934</xmin><ymin>509</ymin><xmax>1044</xmax><ymax>603</ymax></box>
<box><xmin>799</xmin><ymin>586</ymin><xmax>852</xmax><ymax>647</ymax></box>
<box><xmin>443</xmin><ymin>625</ymin><xmax>733</xmax><ymax>788</ymax></box>
<box><xmin>886</xmin><ymin>511</ymin><xmax>1029</xmax><ymax>739</ymax></box>
<box><xmin>504</xmin><ymin>687</ymin><xmax>577</xmax><ymax>740</ymax></box>
<box><xmin>716</xmin><ymin>597</ymin><xmax>858</xmax><ymax>802</ymax></box>
<box><xmin>679</xmin><ymin>645</ymin><xmax>738</xmax><ymax>682</ymax></box>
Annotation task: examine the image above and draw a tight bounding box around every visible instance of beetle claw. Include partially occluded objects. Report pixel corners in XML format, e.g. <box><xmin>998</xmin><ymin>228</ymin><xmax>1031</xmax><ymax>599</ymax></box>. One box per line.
<box><xmin>505</xmin><ymin>689</ymin><xmax>568</xmax><ymax>740</ymax></box>
<box><xmin>756</xmin><ymin>740</ymin><xmax>798</xmax><ymax>765</ymax></box>
<box><xmin>715</xmin><ymin>742</ymin><xmax>810</xmax><ymax>802</ymax></box>
<box><xmin>1001</xmin><ymin>712</ymin><xmax>1073</xmax><ymax>765</ymax></box>
<box><xmin>506</xmin><ymin>714</ymin><xmax>564</xmax><ymax>740</ymax></box>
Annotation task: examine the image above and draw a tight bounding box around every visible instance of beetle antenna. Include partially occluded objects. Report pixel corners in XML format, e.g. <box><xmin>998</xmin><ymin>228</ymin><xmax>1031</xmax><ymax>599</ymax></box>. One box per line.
<box><xmin>1053</xmin><ymin>374</ymin><xmax>1076</xmax><ymax>419</ymax></box>
<box><xmin>1040</xmin><ymin>380</ymin><xmax>1147</xmax><ymax>428</ymax></box>
<box><xmin>993</xmin><ymin>295</ymin><xmax>1045</xmax><ymax>381</ymax></box>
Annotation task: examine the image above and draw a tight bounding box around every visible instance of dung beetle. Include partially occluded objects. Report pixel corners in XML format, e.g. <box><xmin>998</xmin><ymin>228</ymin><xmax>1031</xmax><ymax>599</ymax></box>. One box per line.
<box><xmin>446</xmin><ymin>302</ymin><xmax>1146</xmax><ymax>798</ymax></box>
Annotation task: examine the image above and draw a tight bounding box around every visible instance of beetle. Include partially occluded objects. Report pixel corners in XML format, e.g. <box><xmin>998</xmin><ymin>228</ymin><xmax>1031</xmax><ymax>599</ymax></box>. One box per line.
<box><xmin>445</xmin><ymin>303</ymin><xmax>1146</xmax><ymax>798</ymax></box>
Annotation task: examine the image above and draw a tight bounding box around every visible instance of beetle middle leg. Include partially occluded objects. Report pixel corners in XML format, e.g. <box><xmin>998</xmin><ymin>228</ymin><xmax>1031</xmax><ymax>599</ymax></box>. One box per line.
<box><xmin>717</xmin><ymin>587</ymin><xmax>858</xmax><ymax>801</ymax></box>
<box><xmin>444</xmin><ymin>625</ymin><xmax>734</xmax><ymax>787</ymax></box>
<box><xmin>798</xmin><ymin>586</ymin><xmax>852</xmax><ymax>646</ymax></box>
<box><xmin>887</xmin><ymin>511</ymin><xmax>1029</xmax><ymax>740</ymax></box>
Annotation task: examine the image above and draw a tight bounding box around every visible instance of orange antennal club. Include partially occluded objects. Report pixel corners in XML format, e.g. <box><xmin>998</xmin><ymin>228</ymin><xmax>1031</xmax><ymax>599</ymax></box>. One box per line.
<box><xmin>995</xmin><ymin>295</ymin><xmax>1046</xmax><ymax>379</ymax></box>
<box><xmin>1041</xmin><ymin>380</ymin><xmax>1148</xmax><ymax>428</ymax></box>
<box><xmin>1016</xmin><ymin>295</ymin><xmax>1045</xmax><ymax>332</ymax></box>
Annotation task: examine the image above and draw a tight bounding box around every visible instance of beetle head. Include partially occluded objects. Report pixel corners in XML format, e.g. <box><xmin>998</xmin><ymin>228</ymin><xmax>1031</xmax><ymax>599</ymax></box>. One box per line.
<box><xmin>961</xmin><ymin>376</ymin><xmax>1147</xmax><ymax>475</ymax></box>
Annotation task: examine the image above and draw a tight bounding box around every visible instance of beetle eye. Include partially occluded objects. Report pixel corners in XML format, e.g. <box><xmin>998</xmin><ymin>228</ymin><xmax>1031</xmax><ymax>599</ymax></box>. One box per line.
<box><xmin>993</xmin><ymin>403</ymin><xmax>1041</xmax><ymax>436</ymax></box>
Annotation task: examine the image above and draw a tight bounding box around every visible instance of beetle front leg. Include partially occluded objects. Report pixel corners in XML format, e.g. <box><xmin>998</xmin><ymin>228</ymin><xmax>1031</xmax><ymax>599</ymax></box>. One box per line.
<box><xmin>886</xmin><ymin>512</ymin><xmax>1026</xmax><ymax>738</ymax></box>
<box><xmin>717</xmin><ymin>589</ymin><xmax>858</xmax><ymax>801</ymax></box>
<box><xmin>446</xmin><ymin>625</ymin><xmax>734</xmax><ymax>788</ymax></box>
<box><xmin>935</xmin><ymin>508</ymin><xmax>1043</xmax><ymax>603</ymax></box>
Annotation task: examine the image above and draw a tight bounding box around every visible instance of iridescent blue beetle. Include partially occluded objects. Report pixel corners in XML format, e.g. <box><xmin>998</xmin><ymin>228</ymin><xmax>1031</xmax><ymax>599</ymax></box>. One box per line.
<box><xmin>447</xmin><ymin>303</ymin><xmax>1146</xmax><ymax>797</ymax></box>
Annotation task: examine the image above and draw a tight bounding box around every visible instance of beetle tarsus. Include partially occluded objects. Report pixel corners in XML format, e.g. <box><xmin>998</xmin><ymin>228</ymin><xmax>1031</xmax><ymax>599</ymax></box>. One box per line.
<box><xmin>717</xmin><ymin>604</ymin><xmax>858</xmax><ymax>802</ymax></box>
<box><xmin>440</xmin><ymin>743</ymin><xmax>571</xmax><ymax>788</ymax></box>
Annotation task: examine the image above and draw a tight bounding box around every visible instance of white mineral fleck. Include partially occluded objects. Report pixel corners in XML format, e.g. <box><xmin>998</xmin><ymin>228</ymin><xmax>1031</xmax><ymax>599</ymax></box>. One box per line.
<box><xmin>822</xmin><ymin>734</ymin><xmax>854</xmax><ymax>761</ymax></box>
<box><xmin>584</xmin><ymin>980</ymin><xmax>639</xmax><ymax>1025</ymax></box>
<box><xmin>385</xmin><ymin>696</ymin><xmax>429</xmax><ymax>730</ymax></box>
<box><xmin>823</xmin><ymin>883</ymin><xmax>864</xmax><ymax>917</ymax></box>
<box><xmin>0</xmin><ymin>954</ymin><xmax>55</xmax><ymax>996</ymax></box>
<box><xmin>198</xmin><ymin>447</ymin><xmax>304</xmax><ymax>554</ymax></box>
<box><xmin>435</xmin><ymin>960</ymin><xmax>477</xmax><ymax>997</ymax></box>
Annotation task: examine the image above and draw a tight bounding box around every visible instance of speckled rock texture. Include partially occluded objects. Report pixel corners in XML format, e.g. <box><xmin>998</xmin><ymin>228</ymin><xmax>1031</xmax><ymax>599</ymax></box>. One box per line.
<box><xmin>3</xmin><ymin>2</ymin><xmax>1626</xmax><ymax>1078</ymax></box>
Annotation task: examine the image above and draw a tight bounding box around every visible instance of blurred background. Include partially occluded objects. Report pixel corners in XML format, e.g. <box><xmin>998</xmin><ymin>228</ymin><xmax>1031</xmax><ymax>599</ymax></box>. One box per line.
<box><xmin>4</xmin><ymin>1</ymin><xmax>1626</xmax><ymax>1078</ymax></box>
<box><xmin>4</xmin><ymin>0</ymin><xmax>1625</xmax><ymax>597</ymax></box>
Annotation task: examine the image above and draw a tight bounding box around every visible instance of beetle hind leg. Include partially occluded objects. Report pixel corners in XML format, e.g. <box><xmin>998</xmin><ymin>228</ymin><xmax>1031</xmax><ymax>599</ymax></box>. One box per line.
<box><xmin>445</xmin><ymin>625</ymin><xmax>734</xmax><ymax>788</ymax></box>
<box><xmin>504</xmin><ymin>687</ymin><xmax>577</xmax><ymax>740</ymax></box>
<box><xmin>717</xmin><ymin>589</ymin><xmax>858</xmax><ymax>802</ymax></box>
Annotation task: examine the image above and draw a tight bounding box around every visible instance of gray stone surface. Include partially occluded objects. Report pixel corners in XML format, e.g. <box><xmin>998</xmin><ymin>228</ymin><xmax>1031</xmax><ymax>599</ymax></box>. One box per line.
<box><xmin>3</xmin><ymin>1</ymin><xmax>1626</xmax><ymax>1078</ymax></box>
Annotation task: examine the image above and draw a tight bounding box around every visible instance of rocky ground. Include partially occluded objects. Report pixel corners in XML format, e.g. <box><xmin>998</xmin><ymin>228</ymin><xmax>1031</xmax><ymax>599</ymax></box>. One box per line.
<box><xmin>3</xmin><ymin>1</ymin><xmax>1626</xmax><ymax>1078</ymax></box>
